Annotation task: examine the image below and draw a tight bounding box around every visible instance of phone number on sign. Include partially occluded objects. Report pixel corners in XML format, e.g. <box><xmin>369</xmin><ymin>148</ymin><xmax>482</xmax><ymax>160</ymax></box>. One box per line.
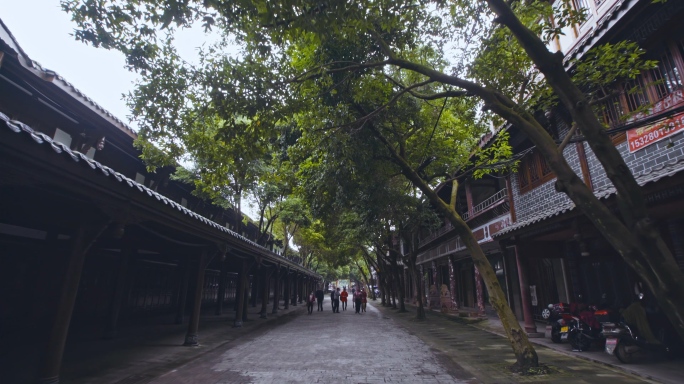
<box><xmin>627</xmin><ymin>113</ymin><xmax>684</xmax><ymax>153</ymax></box>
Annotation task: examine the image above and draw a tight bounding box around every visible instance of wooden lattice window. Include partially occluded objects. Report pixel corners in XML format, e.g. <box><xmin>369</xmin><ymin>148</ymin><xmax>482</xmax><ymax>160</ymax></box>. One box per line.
<box><xmin>651</xmin><ymin>48</ymin><xmax>683</xmax><ymax>100</ymax></box>
<box><xmin>518</xmin><ymin>151</ymin><xmax>555</xmax><ymax>193</ymax></box>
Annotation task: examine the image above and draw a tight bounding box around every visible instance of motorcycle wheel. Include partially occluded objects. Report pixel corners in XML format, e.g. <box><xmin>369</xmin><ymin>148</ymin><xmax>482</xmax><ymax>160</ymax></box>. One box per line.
<box><xmin>551</xmin><ymin>325</ymin><xmax>562</xmax><ymax>343</ymax></box>
<box><xmin>571</xmin><ymin>332</ymin><xmax>592</xmax><ymax>351</ymax></box>
<box><xmin>615</xmin><ymin>341</ymin><xmax>634</xmax><ymax>364</ymax></box>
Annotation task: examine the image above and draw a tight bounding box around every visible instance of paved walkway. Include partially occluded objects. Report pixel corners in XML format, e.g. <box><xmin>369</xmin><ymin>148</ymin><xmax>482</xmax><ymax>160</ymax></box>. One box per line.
<box><xmin>148</xmin><ymin>300</ymin><xmax>467</xmax><ymax>384</ymax></box>
<box><xmin>60</xmin><ymin>299</ymin><xmax>659</xmax><ymax>383</ymax></box>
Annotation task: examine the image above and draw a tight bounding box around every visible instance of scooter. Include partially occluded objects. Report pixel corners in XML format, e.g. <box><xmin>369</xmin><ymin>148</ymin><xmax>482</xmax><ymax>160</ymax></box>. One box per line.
<box><xmin>602</xmin><ymin>293</ymin><xmax>672</xmax><ymax>363</ymax></box>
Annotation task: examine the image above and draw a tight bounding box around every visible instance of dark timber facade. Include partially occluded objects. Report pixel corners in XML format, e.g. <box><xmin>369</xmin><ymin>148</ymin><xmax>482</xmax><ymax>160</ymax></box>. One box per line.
<box><xmin>0</xmin><ymin>19</ymin><xmax>319</xmax><ymax>383</ymax></box>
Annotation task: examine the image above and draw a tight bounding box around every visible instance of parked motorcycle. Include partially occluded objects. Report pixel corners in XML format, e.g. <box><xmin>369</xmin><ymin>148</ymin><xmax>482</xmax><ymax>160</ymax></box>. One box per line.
<box><xmin>602</xmin><ymin>293</ymin><xmax>673</xmax><ymax>363</ymax></box>
<box><xmin>567</xmin><ymin>305</ymin><xmax>605</xmax><ymax>352</ymax></box>
<box><xmin>541</xmin><ymin>302</ymin><xmax>573</xmax><ymax>343</ymax></box>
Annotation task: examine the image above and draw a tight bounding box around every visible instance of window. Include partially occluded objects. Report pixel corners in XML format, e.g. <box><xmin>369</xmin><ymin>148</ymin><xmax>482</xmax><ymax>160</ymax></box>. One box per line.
<box><xmin>595</xmin><ymin>38</ymin><xmax>684</xmax><ymax>131</ymax></box>
<box><xmin>624</xmin><ymin>76</ymin><xmax>650</xmax><ymax>112</ymax></box>
<box><xmin>651</xmin><ymin>49</ymin><xmax>682</xmax><ymax>100</ymax></box>
<box><xmin>518</xmin><ymin>151</ymin><xmax>555</xmax><ymax>193</ymax></box>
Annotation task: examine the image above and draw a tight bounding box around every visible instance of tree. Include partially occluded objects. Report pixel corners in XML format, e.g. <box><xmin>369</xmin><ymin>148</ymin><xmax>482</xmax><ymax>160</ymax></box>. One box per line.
<box><xmin>62</xmin><ymin>0</ymin><xmax>684</xmax><ymax>367</ymax></box>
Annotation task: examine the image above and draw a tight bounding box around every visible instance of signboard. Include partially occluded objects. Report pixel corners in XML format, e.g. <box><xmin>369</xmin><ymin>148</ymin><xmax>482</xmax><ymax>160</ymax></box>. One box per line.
<box><xmin>627</xmin><ymin>112</ymin><xmax>684</xmax><ymax>153</ymax></box>
<box><xmin>529</xmin><ymin>285</ymin><xmax>538</xmax><ymax>307</ymax></box>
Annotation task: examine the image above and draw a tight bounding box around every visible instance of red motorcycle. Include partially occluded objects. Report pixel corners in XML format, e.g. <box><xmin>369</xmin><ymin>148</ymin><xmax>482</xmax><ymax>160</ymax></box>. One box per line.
<box><xmin>542</xmin><ymin>302</ymin><xmax>574</xmax><ymax>343</ymax></box>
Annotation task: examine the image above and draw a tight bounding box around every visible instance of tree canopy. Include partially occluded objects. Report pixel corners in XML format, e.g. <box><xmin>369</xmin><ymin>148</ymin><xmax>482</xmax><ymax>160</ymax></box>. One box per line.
<box><xmin>62</xmin><ymin>0</ymin><xmax>684</xmax><ymax>369</ymax></box>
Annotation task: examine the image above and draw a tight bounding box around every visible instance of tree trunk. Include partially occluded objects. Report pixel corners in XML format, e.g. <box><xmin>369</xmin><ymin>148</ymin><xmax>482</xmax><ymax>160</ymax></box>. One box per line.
<box><xmin>372</xmin><ymin>126</ymin><xmax>538</xmax><ymax>368</ymax></box>
<box><xmin>397</xmin><ymin>263</ymin><xmax>407</xmax><ymax>312</ymax></box>
<box><xmin>408</xmin><ymin>259</ymin><xmax>426</xmax><ymax>320</ymax></box>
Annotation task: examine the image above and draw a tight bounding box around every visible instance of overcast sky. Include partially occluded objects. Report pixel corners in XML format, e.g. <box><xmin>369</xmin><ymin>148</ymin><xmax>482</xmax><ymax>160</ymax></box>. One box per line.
<box><xmin>0</xmin><ymin>0</ymin><xmax>222</xmax><ymax>129</ymax></box>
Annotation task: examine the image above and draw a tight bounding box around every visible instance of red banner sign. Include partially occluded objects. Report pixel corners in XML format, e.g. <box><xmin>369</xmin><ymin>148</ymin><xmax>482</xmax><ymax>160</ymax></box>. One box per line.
<box><xmin>627</xmin><ymin>112</ymin><xmax>684</xmax><ymax>153</ymax></box>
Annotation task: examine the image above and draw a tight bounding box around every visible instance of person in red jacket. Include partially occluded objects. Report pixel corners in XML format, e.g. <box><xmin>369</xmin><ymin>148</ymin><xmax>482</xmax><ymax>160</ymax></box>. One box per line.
<box><xmin>340</xmin><ymin>287</ymin><xmax>349</xmax><ymax>311</ymax></box>
<box><xmin>361</xmin><ymin>288</ymin><xmax>368</xmax><ymax>312</ymax></box>
<box><xmin>306</xmin><ymin>291</ymin><xmax>316</xmax><ymax>315</ymax></box>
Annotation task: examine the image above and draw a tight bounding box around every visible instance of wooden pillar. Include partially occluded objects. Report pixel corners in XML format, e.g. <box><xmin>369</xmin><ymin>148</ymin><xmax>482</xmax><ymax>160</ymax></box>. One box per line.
<box><xmin>215</xmin><ymin>260</ymin><xmax>228</xmax><ymax>315</ymax></box>
<box><xmin>259</xmin><ymin>269</ymin><xmax>271</xmax><ymax>319</ymax></box>
<box><xmin>291</xmin><ymin>272</ymin><xmax>298</xmax><ymax>306</ymax></box>
<box><xmin>297</xmin><ymin>276</ymin><xmax>304</xmax><ymax>304</ymax></box>
<box><xmin>250</xmin><ymin>271</ymin><xmax>259</xmax><ymax>307</ymax></box>
<box><xmin>474</xmin><ymin>266</ymin><xmax>486</xmax><ymax>316</ymax></box>
<box><xmin>272</xmin><ymin>265</ymin><xmax>281</xmax><ymax>314</ymax></box>
<box><xmin>448</xmin><ymin>255</ymin><xmax>459</xmax><ymax>310</ymax></box>
<box><xmin>103</xmin><ymin>244</ymin><xmax>135</xmax><ymax>339</ymax></box>
<box><xmin>184</xmin><ymin>251</ymin><xmax>210</xmax><ymax>346</ymax></box>
<box><xmin>234</xmin><ymin>266</ymin><xmax>243</xmax><ymax>312</ymax></box>
<box><xmin>234</xmin><ymin>259</ymin><xmax>250</xmax><ymax>328</ymax></box>
<box><xmin>175</xmin><ymin>256</ymin><xmax>191</xmax><ymax>324</ymax></box>
<box><xmin>514</xmin><ymin>244</ymin><xmax>538</xmax><ymax>333</ymax></box>
<box><xmin>284</xmin><ymin>267</ymin><xmax>290</xmax><ymax>309</ymax></box>
<box><xmin>38</xmin><ymin>216</ymin><xmax>109</xmax><ymax>384</ymax></box>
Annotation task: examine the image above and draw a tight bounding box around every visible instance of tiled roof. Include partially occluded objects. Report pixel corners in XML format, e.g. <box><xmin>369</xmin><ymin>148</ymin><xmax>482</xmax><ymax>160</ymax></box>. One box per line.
<box><xmin>494</xmin><ymin>157</ymin><xmax>684</xmax><ymax>237</ymax></box>
<box><xmin>0</xmin><ymin>18</ymin><xmax>137</xmax><ymax>137</ymax></box>
<box><xmin>562</xmin><ymin>0</ymin><xmax>634</xmax><ymax>67</ymax></box>
<box><xmin>0</xmin><ymin>111</ymin><xmax>311</xmax><ymax>272</ymax></box>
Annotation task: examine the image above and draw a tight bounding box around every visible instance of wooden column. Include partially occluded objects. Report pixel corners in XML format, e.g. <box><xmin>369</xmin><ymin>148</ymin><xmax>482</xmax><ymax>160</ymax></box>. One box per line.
<box><xmin>175</xmin><ymin>256</ymin><xmax>191</xmax><ymax>324</ymax></box>
<box><xmin>184</xmin><ymin>251</ymin><xmax>211</xmax><ymax>346</ymax></box>
<box><xmin>250</xmin><ymin>271</ymin><xmax>259</xmax><ymax>307</ymax></box>
<box><xmin>103</xmin><ymin>244</ymin><xmax>135</xmax><ymax>339</ymax></box>
<box><xmin>299</xmin><ymin>276</ymin><xmax>304</xmax><ymax>303</ymax></box>
<box><xmin>234</xmin><ymin>265</ymin><xmax>243</xmax><ymax>312</ymax></box>
<box><xmin>448</xmin><ymin>255</ymin><xmax>459</xmax><ymax>310</ymax></box>
<box><xmin>283</xmin><ymin>266</ymin><xmax>290</xmax><ymax>309</ymax></box>
<box><xmin>259</xmin><ymin>268</ymin><xmax>272</xmax><ymax>319</ymax></box>
<box><xmin>514</xmin><ymin>244</ymin><xmax>538</xmax><ymax>333</ymax></box>
<box><xmin>474</xmin><ymin>266</ymin><xmax>486</xmax><ymax>316</ymax></box>
<box><xmin>38</xmin><ymin>215</ymin><xmax>109</xmax><ymax>384</ymax></box>
<box><xmin>291</xmin><ymin>272</ymin><xmax>298</xmax><ymax>306</ymax></box>
<box><xmin>234</xmin><ymin>259</ymin><xmax>250</xmax><ymax>327</ymax></box>
<box><xmin>215</xmin><ymin>260</ymin><xmax>228</xmax><ymax>315</ymax></box>
<box><xmin>272</xmin><ymin>265</ymin><xmax>281</xmax><ymax>314</ymax></box>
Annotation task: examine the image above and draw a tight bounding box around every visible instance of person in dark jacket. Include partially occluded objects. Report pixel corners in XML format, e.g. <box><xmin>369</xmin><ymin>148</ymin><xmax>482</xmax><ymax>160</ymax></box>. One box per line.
<box><xmin>354</xmin><ymin>289</ymin><xmax>362</xmax><ymax>314</ymax></box>
<box><xmin>315</xmin><ymin>288</ymin><xmax>325</xmax><ymax>311</ymax></box>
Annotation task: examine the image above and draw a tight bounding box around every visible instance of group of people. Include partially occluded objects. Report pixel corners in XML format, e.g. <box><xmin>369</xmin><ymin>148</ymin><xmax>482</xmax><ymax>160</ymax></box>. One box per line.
<box><xmin>306</xmin><ymin>287</ymin><xmax>367</xmax><ymax>314</ymax></box>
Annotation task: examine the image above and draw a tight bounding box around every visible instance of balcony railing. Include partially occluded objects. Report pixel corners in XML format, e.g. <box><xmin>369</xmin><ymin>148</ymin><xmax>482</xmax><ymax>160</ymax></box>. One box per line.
<box><xmin>472</xmin><ymin>188</ymin><xmax>508</xmax><ymax>216</ymax></box>
<box><xmin>419</xmin><ymin>188</ymin><xmax>508</xmax><ymax>247</ymax></box>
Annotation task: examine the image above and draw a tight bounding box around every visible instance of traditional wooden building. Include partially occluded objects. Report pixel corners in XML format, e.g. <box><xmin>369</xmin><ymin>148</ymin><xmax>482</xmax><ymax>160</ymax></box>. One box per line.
<box><xmin>0</xmin><ymin>18</ymin><xmax>320</xmax><ymax>383</ymax></box>
<box><xmin>494</xmin><ymin>0</ymin><xmax>684</xmax><ymax>335</ymax></box>
<box><xmin>406</xmin><ymin>0</ymin><xmax>684</xmax><ymax>340</ymax></box>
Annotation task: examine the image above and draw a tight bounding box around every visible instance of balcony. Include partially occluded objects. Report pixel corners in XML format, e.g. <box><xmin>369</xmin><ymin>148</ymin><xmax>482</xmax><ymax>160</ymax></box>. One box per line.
<box><xmin>419</xmin><ymin>188</ymin><xmax>509</xmax><ymax>248</ymax></box>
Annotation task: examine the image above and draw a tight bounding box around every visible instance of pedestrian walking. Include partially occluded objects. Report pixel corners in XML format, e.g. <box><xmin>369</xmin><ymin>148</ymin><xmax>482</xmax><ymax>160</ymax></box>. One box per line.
<box><xmin>332</xmin><ymin>287</ymin><xmax>341</xmax><ymax>313</ymax></box>
<box><xmin>361</xmin><ymin>288</ymin><xmax>367</xmax><ymax>313</ymax></box>
<box><xmin>306</xmin><ymin>291</ymin><xmax>316</xmax><ymax>314</ymax></box>
<box><xmin>340</xmin><ymin>287</ymin><xmax>348</xmax><ymax>311</ymax></box>
<box><xmin>351</xmin><ymin>288</ymin><xmax>356</xmax><ymax>310</ymax></box>
<box><xmin>354</xmin><ymin>289</ymin><xmax>362</xmax><ymax>314</ymax></box>
<box><xmin>330</xmin><ymin>288</ymin><xmax>335</xmax><ymax>311</ymax></box>
<box><xmin>315</xmin><ymin>288</ymin><xmax>324</xmax><ymax>311</ymax></box>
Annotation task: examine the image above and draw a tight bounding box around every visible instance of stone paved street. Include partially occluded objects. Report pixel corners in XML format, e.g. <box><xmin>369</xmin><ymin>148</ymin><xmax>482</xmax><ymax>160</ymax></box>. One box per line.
<box><xmin>150</xmin><ymin>299</ymin><xmax>469</xmax><ymax>384</ymax></box>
